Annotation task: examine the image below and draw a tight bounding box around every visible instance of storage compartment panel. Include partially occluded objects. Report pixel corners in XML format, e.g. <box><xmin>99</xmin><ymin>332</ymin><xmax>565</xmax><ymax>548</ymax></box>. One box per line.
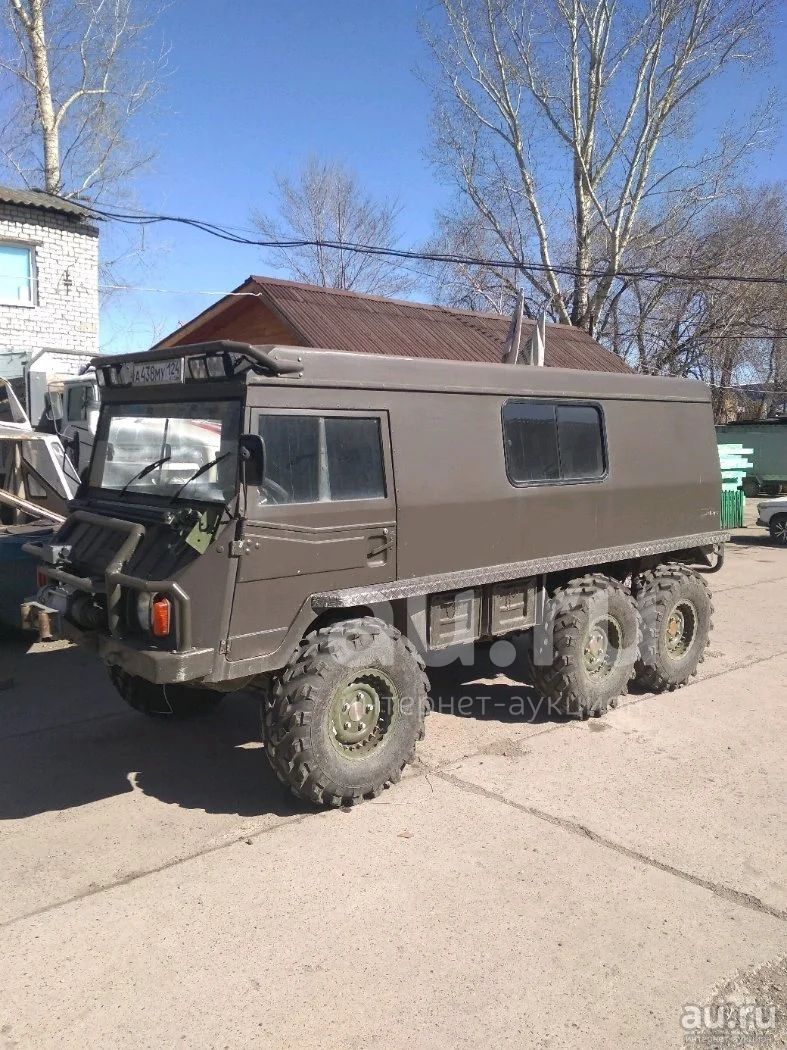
<box><xmin>489</xmin><ymin>577</ymin><xmax>536</xmax><ymax>634</ymax></box>
<box><xmin>428</xmin><ymin>588</ymin><xmax>482</xmax><ymax>649</ymax></box>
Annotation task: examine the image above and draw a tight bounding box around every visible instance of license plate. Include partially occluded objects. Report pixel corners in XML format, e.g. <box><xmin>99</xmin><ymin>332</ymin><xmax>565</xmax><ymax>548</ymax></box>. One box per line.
<box><xmin>131</xmin><ymin>358</ymin><xmax>184</xmax><ymax>386</ymax></box>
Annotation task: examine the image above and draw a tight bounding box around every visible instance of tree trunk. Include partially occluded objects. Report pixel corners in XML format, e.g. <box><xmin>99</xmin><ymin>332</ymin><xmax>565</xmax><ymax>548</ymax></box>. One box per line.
<box><xmin>28</xmin><ymin>0</ymin><xmax>61</xmax><ymax>194</ymax></box>
<box><xmin>713</xmin><ymin>346</ymin><xmax>736</xmax><ymax>423</ymax></box>
<box><xmin>571</xmin><ymin>160</ymin><xmax>591</xmax><ymax>330</ymax></box>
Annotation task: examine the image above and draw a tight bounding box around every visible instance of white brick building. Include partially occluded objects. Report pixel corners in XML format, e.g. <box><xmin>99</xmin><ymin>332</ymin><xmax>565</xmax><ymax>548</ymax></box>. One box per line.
<box><xmin>0</xmin><ymin>186</ymin><xmax>99</xmax><ymax>386</ymax></box>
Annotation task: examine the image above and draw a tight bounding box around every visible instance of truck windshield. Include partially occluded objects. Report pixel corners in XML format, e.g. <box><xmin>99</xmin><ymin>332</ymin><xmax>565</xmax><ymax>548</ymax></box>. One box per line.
<box><xmin>89</xmin><ymin>399</ymin><xmax>241</xmax><ymax>502</ymax></box>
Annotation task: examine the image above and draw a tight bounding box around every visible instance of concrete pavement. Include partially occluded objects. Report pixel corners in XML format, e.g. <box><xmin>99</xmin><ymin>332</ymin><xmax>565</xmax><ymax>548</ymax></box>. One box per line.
<box><xmin>0</xmin><ymin>508</ymin><xmax>785</xmax><ymax>1048</ymax></box>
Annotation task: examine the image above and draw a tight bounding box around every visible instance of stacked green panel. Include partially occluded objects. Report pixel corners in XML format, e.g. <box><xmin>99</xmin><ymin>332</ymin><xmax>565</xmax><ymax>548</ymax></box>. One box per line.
<box><xmin>716</xmin><ymin>443</ymin><xmax>753</xmax><ymax>529</ymax></box>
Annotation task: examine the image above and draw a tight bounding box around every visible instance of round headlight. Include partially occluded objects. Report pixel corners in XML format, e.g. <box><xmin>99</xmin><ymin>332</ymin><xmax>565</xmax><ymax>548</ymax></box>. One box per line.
<box><xmin>136</xmin><ymin>592</ymin><xmax>153</xmax><ymax>630</ymax></box>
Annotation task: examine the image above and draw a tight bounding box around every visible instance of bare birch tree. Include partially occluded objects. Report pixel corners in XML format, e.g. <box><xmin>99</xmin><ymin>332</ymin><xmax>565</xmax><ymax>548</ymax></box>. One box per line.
<box><xmin>423</xmin><ymin>0</ymin><xmax>777</xmax><ymax>332</ymax></box>
<box><xmin>606</xmin><ymin>186</ymin><xmax>787</xmax><ymax>419</ymax></box>
<box><xmin>251</xmin><ymin>157</ymin><xmax>414</xmax><ymax>297</ymax></box>
<box><xmin>0</xmin><ymin>0</ymin><xmax>166</xmax><ymax>198</ymax></box>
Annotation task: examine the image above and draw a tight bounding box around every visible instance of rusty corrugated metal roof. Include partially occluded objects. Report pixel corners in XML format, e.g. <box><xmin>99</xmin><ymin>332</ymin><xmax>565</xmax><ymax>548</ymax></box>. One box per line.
<box><xmin>248</xmin><ymin>276</ymin><xmax>630</xmax><ymax>373</ymax></box>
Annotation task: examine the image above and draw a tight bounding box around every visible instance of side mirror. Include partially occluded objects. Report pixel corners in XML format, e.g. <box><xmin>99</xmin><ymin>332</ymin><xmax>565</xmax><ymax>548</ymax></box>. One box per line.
<box><xmin>239</xmin><ymin>433</ymin><xmax>265</xmax><ymax>487</ymax></box>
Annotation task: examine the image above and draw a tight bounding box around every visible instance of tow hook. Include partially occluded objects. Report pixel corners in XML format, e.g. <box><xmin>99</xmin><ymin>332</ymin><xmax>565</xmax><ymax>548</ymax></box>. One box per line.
<box><xmin>20</xmin><ymin>601</ymin><xmax>61</xmax><ymax>642</ymax></box>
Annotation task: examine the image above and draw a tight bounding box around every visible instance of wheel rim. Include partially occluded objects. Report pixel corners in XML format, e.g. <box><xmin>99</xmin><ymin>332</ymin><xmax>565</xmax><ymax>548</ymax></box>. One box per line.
<box><xmin>773</xmin><ymin>519</ymin><xmax>787</xmax><ymax>545</ymax></box>
<box><xmin>664</xmin><ymin>599</ymin><xmax>697</xmax><ymax>659</ymax></box>
<box><xmin>583</xmin><ymin>615</ymin><xmax>623</xmax><ymax>677</ymax></box>
<box><xmin>330</xmin><ymin>670</ymin><xmax>399</xmax><ymax>758</ymax></box>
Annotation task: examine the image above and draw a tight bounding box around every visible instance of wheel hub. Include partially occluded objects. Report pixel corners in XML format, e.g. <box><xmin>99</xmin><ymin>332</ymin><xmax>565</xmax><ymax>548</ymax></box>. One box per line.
<box><xmin>665</xmin><ymin>599</ymin><xmax>697</xmax><ymax>657</ymax></box>
<box><xmin>774</xmin><ymin>520</ymin><xmax>787</xmax><ymax>543</ymax></box>
<box><xmin>330</xmin><ymin>671</ymin><xmax>397</xmax><ymax>756</ymax></box>
<box><xmin>583</xmin><ymin>616</ymin><xmax>622</xmax><ymax>677</ymax></box>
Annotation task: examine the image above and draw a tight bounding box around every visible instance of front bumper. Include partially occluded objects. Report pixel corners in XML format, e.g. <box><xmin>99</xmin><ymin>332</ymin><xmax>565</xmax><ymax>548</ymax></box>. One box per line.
<box><xmin>21</xmin><ymin>597</ymin><xmax>214</xmax><ymax>683</ymax></box>
<box><xmin>21</xmin><ymin>508</ymin><xmax>211</xmax><ymax>684</ymax></box>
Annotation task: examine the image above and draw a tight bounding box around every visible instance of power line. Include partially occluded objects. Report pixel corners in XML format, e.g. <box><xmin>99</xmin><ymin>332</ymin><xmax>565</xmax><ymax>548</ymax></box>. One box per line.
<box><xmin>99</xmin><ymin>283</ymin><xmax>265</xmax><ymax>298</ymax></box>
<box><xmin>95</xmin><ymin>279</ymin><xmax>787</xmax><ymax>340</ymax></box>
<box><xmin>70</xmin><ymin>195</ymin><xmax>787</xmax><ymax>289</ymax></box>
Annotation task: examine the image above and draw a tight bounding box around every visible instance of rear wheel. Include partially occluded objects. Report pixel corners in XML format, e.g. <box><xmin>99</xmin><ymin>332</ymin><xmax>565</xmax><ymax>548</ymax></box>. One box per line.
<box><xmin>529</xmin><ymin>574</ymin><xmax>639</xmax><ymax>719</ymax></box>
<box><xmin>108</xmin><ymin>665</ymin><xmax>224</xmax><ymax>718</ymax></box>
<box><xmin>742</xmin><ymin>477</ymin><xmax>760</xmax><ymax>499</ymax></box>
<box><xmin>633</xmin><ymin>565</ymin><xmax>713</xmax><ymax>692</ymax></box>
<box><xmin>769</xmin><ymin>514</ymin><xmax>787</xmax><ymax>546</ymax></box>
<box><xmin>262</xmin><ymin>617</ymin><xmax>430</xmax><ymax>807</ymax></box>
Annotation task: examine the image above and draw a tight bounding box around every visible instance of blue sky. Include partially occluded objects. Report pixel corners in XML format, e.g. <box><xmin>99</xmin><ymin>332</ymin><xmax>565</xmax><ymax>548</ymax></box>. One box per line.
<box><xmin>100</xmin><ymin>0</ymin><xmax>787</xmax><ymax>353</ymax></box>
<box><xmin>101</xmin><ymin>0</ymin><xmax>443</xmax><ymax>352</ymax></box>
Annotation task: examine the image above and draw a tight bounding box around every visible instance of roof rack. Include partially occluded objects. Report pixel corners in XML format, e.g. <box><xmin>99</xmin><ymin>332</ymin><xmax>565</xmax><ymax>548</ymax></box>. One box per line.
<box><xmin>178</xmin><ymin>341</ymin><xmax>304</xmax><ymax>376</ymax></box>
<box><xmin>90</xmin><ymin>341</ymin><xmax>304</xmax><ymax>378</ymax></box>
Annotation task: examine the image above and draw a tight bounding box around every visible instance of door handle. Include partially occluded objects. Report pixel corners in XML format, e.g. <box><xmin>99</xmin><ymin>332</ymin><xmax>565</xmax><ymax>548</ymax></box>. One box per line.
<box><xmin>367</xmin><ymin>528</ymin><xmax>393</xmax><ymax>564</ymax></box>
<box><xmin>368</xmin><ymin>539</ymin><xmax>394</xmax><ymax>560</ymax></box>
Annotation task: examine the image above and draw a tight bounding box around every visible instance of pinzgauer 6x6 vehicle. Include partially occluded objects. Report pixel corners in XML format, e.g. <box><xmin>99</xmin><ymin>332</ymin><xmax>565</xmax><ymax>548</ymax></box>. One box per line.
<box><xmin>22</xmin><ymin>341</ymin><xmax>726</xmax><ymax>807</ymax></box>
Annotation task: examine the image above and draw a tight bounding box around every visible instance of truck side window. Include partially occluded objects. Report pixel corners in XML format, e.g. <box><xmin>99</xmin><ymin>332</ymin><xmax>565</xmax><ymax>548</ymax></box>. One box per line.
<box><xmin>556</xmin><ymin>404</ymin><xmax>605</xmax><ymax>479</ymax></box>
<box><xmin>258</xmin><ymin>415</ymin><xmax>320</xmax><ymax>504</ymax></box>
<box><xmin>258</xmin><ymin>415</ymin><xmax>386</xmax><ymax>503</ymax></box>
<box><xmin>325</xmin><ymin>417</ymin><xmax>386</xmax><ymax>500</ymax></box>
<box><xmin>66</xmin><ymin>384</ymin><xmax>90</xmax><ymax>423</ymax></box>
<box><xmin>503</xmin><ymin>401</ymin><xmax>605</xmax><ymax>484</ymax></box>
<box><xmin>503</xmin><ymin>402</ymin><xmax>560</xmax><ymax>483</ymax></box>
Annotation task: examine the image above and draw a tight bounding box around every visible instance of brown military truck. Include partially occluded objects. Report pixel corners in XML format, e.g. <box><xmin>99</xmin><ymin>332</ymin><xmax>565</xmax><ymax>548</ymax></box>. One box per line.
<box><xmin>22</xmin><ymin>341</ymin><xmax>726</xmax><ymax>806</ymax></box>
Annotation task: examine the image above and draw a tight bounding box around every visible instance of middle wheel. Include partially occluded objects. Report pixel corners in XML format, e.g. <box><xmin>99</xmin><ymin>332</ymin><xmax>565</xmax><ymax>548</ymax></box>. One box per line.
<box><xmin>530</xmin><ymin>573</ymin><xmax>639</xmax><ymax>719</ymax></box>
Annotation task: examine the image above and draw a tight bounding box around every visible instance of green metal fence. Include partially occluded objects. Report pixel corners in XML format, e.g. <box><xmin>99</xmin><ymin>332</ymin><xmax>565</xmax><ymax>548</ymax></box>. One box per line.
<box><xmin>717</xmin><ymin>444</ymin><xmax>753</xmax><ymax>529</ymax></box>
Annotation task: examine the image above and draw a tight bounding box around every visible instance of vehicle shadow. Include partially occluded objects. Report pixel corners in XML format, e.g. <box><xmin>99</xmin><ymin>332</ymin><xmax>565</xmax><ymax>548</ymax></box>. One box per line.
<box><xmin>426</xmin><ymin>646</ymin><xmax>564</xmax><ymax>726</ymax></box>
<box><xmin>0</xmin><ymin>637</ymin><xmax>561</xmax><ymax>823</ymax></box>
<box><xmin>0</xmin><ymin>640</ymin><xmax>303</xmax><ymax>820</ymax></box>
<box><xmin>728</xmin><ymin>531</ymin><xmax>778</xmax><ymax>549</ymax></box>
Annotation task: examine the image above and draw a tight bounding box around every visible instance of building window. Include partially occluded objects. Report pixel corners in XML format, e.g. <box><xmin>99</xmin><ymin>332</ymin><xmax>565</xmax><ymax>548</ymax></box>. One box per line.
<box><xmin>0</xmin><ymin>243</ymin><xmax>35</xmax><ymax>305</ymax></box>
<box><xmin>257</xmin><ymin>414</ymin><xmax>386</xmax><ymax>504</ymax></box>
<box><xmin>503</xmin><ymin>400</ymin><xmax>606</xmax><ymax>485</ymax></box>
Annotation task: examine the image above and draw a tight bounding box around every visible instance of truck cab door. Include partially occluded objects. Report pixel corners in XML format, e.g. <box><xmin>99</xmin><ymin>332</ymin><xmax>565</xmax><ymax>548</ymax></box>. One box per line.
<box><xmin>226</xmin><ymin>409</ymin><xmax>396</xmax><ymax>662</ymax></box>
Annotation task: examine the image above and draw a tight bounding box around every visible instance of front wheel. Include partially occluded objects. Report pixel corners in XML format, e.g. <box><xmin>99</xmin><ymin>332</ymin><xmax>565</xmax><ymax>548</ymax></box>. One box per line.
<box><xmin>769</xmin><ymin>514</ymin><xmax>787</xmax><ymax>546</ymax></box>
<box><xmin>633</xmin><ymin>565</ymin><xmax>713</xmax><ymax>692</ymax></box>
<box><xmin>108</xmin><ymin>665</ymin><xmax>224</xmax><ymax>718</ymax></box>
<box><xmin>262</xmin><ymin>617</ymin><xmax>430</xmax><ymax>807</ymax></box>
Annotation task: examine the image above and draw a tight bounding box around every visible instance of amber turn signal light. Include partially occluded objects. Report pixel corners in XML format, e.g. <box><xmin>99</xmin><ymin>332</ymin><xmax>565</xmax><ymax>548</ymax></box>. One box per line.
<box><xmin>151</xmin><ymin>596</ymin><xmax>171</xmax><ymax>637</ymax></box>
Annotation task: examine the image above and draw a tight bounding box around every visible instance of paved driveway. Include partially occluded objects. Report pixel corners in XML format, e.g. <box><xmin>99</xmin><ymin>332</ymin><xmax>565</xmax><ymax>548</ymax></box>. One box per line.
<box><xmin>0</xmin><ymin>512</ymin><xmax>785</xmax><ymax>1049</ymax></box>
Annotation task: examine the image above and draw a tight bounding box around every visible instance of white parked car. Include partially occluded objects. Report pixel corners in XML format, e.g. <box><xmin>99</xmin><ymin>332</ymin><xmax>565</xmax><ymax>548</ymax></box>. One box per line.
<box><xmin>757</xmin><ymin>497</ymin><xmax>787</xmax><ymax>546</ymax></box>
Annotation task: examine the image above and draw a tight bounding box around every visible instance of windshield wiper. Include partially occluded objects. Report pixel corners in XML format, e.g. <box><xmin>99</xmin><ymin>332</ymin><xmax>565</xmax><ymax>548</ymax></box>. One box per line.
<box><xmin>118</xmin><ymin>453</ymin><xmax>172</xmax><ymax>496</ymax></box>
<box><xmin>168</xmin><ymin>450</ymin><xmax>232</xmax><ymax>503</ymax></box>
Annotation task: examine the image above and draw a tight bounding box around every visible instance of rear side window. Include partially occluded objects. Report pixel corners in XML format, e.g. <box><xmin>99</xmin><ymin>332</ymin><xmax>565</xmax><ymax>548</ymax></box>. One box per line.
<box><xmin>503</xmin><ymin>401</ymin><xmax>605</xmax><ymax>485</ymax></box>
<box><xmin>258</xmin><ymin>414</ymin><xmax>386</xmax><ymax>504</ymax></box>
<box><xmin>555</xmin><ymin>405</ymin><xmax>605</xmax><ymax>479</ymax></box>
